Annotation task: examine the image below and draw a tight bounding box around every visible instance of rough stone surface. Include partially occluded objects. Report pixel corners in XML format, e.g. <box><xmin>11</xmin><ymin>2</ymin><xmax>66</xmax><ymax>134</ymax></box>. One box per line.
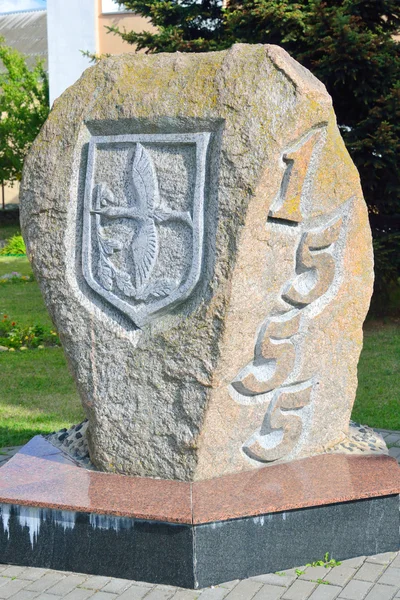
<box><xmin>47</xmin><ymin>420</ymin><xmax>387</xmax><ymax>471</ymax></box>
<box><xmin>20</xmin><ymin>44</ymin><xmax>374</xmax><ymax>481</ymax></box>
<box><xmin>46</xmin><ymin>420</ymin><xmax>96</xmax><ymax>469</ymax></box>
<box><xmin>327</xmin><ymin>422</ymin><xmax>387</xmax><ymax>456</ymax></box>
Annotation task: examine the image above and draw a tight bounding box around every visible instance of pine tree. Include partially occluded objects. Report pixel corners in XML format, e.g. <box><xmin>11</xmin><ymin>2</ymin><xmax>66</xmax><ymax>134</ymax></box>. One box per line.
<box><xmin>108</xmin><ymin>1</ymin><xmax>227</xmax><ymax>53</ymax></box>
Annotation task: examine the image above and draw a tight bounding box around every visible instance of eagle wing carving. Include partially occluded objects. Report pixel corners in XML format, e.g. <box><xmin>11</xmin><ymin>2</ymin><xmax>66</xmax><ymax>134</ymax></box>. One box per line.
<box><xmin>131</xmin><ymin>143</ymin><xmax>157</xmax><ymax>214</ymax></box>
<box><xmin>131</xmin><ymin>219</ymin><xmax>158</xmax><ymax>292</ymax></box>
<box><xmin>130</xmin><ymin>144</ymin><xmax>159</xmax><ymax>292</ymax></box>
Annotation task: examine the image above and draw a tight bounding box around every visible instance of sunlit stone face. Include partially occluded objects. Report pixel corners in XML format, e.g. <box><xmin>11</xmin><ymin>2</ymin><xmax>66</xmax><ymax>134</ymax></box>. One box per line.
<box><xmin>20</xmin><ymin>45</ymin><xmax>374</xmax><ymax>480</ymax></box>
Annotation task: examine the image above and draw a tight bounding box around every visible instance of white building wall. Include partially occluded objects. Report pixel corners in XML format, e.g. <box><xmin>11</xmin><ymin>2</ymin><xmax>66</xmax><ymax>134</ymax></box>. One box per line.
<box><xmin>102</xmin><ymin>0</ymin><xmax>127</xmax><ymax>12</ymax></box>
<box><xmin>47</xmin><ymin>0</ymin><xmax>97</xmax><ymax>105</ymax></box>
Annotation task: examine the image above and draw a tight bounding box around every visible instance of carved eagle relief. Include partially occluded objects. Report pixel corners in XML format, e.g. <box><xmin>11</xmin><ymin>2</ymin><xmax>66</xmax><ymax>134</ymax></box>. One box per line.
<box><xmin>83</xmin><ymin>131</ymin><xmax>210</xmax><ymax>326</ymax></box>
<box><xmin>130</xmin><ymin>143</ymin><xmax>159</xmax><ymax>292</ymax></box>
<box><xmin>92</xmin><ymin>143</ymin><xmax>192</xmax><ymax>302</ymax></box>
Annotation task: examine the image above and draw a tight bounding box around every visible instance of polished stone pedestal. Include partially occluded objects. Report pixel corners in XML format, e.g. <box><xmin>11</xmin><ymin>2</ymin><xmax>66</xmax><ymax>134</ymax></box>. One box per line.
<box><xmin>0</xmin><ymin>437</ymin><xmax>399</xmax><ymax>589</ymax></box>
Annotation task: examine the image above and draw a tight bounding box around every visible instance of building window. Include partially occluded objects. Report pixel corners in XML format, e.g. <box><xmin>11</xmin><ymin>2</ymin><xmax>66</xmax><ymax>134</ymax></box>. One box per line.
<box><xmin>102</xmin><ymin>0</ymin><xmax>129</xmax><ymax>14</ymax></box>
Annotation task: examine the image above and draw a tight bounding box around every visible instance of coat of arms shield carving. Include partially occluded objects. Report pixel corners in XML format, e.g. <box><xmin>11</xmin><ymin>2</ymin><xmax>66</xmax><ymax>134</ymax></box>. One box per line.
<box><xmin>82</xmin><ymin>133</ymin><xmax>211</xmax><ymax>326</ymax></box>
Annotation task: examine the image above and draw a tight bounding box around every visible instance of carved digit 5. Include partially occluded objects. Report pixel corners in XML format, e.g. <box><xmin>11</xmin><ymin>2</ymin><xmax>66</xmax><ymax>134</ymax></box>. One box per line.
<box><xmin>232</xmin><ymin>311</ymin><xmax>301</xmax><ymax>396</ymax></box>
<box><xmin>283</xmin><ymin>217</ymin><xmax>343</xmax><ymax>308</ymax></box>
<box><xmin>243</xmin><ymin>383</ymin><xmax>313</xmax><ymax>462</ymax></box>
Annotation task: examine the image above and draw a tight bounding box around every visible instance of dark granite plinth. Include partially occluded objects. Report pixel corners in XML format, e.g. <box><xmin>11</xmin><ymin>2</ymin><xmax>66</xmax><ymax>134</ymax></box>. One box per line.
<box><xmin>0</xmin><ymin>437</ymin><xmax>399</xmax><ymax>588</ymax></box>
<box><xmin>194</xmin><ymin>496</ymin><xmax>399</xmax><ymax>588</ymax></box>
<box><xmin>0</xmin><ymin>506</ymin><xmax>194</xmax><ymax>588</ymax></box>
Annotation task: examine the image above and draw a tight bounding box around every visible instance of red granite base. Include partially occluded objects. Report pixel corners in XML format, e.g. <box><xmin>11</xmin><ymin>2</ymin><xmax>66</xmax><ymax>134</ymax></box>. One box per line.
<box><xmin>0</xmin><ymin>436</ymin><xmax>399</xmax><ymax>524</ymax></box>
<box><xmin>0</xmin><ymin>436</ymin><xmax>399</xmax><ymax>588</ymax></box>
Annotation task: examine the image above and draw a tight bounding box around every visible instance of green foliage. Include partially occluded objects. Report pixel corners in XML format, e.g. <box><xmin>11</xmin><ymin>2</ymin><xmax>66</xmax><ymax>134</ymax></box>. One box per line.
<box><xmin>81</xmin><ymin>49</ymin><xmax>111</xmax><ymax>64</ymax></box>
<box><xmin>372</xmin><ymin>234</ymin><xmax>400</xmax><ymax>297</ymax></box>
<box><xmin>0</xmin><ymin>234</ymin><xmax>26</xmax><ymax>256</ymax></box>
<box><xmin>353</xmin><ymin>322</ymin><xmax>400</xmax><ymax>430</ymax></box>
<box><xmin>108</xmin><ymin>1</ymin><xmax>227</xmax><ymax>53</ymax></box>
<box><xmin>0</xmin><ymin>313</ymin><xmax>59</xmax><ymax>350</ymax></box>
<box><xmin>291</xmin><ymin>553</ymin><xmax>340</xmax><ymax>583</ymax></box>
<box><xmin>0</xmin><ymin>224</ymin><xmax>20</xmax><ymax>241</ymax></box>
<box><xmin>0</xmin><ymin>257</ymin><xmax>52</xmax><ymax>329</ymax></box>
<box><xmin>0</xmin><ymin>38</ymin><xmax>49</xmax><ymax>185</ymax></box>
<box><xmin>111</xmin><ymin>1</ymin><xmax>400</xmax><ymax>275</ymax></box>
<box><xmin>306</xmin><ymin>553</ymin><xmax>341</xmax><ymax>569</ymax></box>
<box><xmin>292</xmin><ymin>553</ymin><xmax>341</xmax><ymax>584</ymax></box>
<box><xmin>0</xmin><ymin>255</ymin><xmax>82</xmax><ymax>447</ymax></box>
<box><xmin>0</xmin><ymin>256</ymin><xmax>34</xmax><ymax>278</ymax></box>
<box><xmin>0</xmin><ymin>271</ymin><xmax>33</xmax><ymax>283</ymax></box>
<box><xmin>0</xmin><ymin>347</ymin><xmax>83</xmax><ymax>447</ymax></box>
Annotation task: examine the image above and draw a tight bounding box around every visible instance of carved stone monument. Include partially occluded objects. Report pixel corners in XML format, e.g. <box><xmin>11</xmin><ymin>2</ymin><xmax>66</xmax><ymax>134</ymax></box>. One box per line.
<box><xmin>20</xmin><ymin>45</ymin><xmax>376</xmax><ymax>481</ymax></box>
<box><xmin>2</xmin><ymin>44</ymin><xmax>399</xmax><ymax>588</ymax></box>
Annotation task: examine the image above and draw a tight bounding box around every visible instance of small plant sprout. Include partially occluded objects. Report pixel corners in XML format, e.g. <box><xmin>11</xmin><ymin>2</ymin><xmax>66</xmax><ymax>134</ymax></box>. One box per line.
<box><xmin>295</xmin><ymin>569</ymin><xmax>306</xmax><ymax>576</ymax></box>
<box><xmin>306</xmin><ymin>553</ymin><xmax>341</xmax><ymax>569</ymax></box>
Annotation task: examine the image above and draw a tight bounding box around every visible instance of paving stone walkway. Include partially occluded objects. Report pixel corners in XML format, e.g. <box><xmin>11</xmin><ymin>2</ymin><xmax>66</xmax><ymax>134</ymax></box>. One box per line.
<box><xmin>0</xmin><ymin>552</ymin><xmax>399</xmax><ymax>600</ymax></box>
<box><xmin>0</xmin><ymin>429</ymin><xmax>399</xmax><ymax>600</ymax></box>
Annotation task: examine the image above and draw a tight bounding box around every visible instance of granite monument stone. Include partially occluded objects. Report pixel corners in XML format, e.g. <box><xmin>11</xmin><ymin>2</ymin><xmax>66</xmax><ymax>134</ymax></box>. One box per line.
<box><xmin>20</xmin><ymin>44</ymin><xmax>376</xmax><ymax>481</ymax></box>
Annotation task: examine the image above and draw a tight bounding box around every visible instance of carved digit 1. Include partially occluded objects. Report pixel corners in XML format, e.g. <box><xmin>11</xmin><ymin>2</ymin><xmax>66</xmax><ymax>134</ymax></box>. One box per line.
<box><xmin>283</xmin><ymin>217</ymin><xmax>343</xmax><ymax>308</ymax></box>
<box><xmin>269</xmin><ymin>131</ymin><xmax>321</xmax><ymax>223</ymax></box>
<box><xmin>243</xmin><ymin>382</ymin><xmax>313</xmax><ymax>462</ymax></box>
<box><xmin>232</xmin><ymin>311</ymin><xmax>301</xmax><ymax>396</ymax></box>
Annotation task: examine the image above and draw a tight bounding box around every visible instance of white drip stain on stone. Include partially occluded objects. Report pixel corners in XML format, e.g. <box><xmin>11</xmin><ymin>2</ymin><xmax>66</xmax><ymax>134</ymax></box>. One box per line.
<box><xmin>1</xmin><ymin>504</ymin><xmax>11</xmax><ymax>538</ymax></box>
<box><xmin>209</xmin><ymin>521</ymin><xmax>224</xmax><ymax>530</ymax></box>
<box><xmin>1</xmin><ymin>504</ymin><xmax>78</xmax><ymax>548</ymax></box>
<box><xmin>53</xmin><ymin>510</ymin><xmax>77</xmax><ymax>531</ymax></box>
<box><xmin>1</xmin><ymin>504</ymin><xmax>136</xmax><ymax>544</ymax></box>
<box><xmin>19</xmin><ymin>507</ymin><xmax>42</xmax><ymax>548</ymax></box>
<box><xmin>89</xmin><ymin>513</ymin><xmax>132</xmax><ymax>532</ymax></box>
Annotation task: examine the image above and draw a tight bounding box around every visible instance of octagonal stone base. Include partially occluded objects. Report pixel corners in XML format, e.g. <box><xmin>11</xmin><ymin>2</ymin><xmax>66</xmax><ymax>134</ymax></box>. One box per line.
<box><xmin>0</xmin><ymin>437</ymin><xmax>399</xmax><ymax>588</ymax></box>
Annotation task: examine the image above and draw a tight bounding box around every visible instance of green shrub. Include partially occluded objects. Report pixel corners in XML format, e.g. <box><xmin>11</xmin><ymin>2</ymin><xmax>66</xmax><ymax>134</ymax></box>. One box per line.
<box><xmin>373</xmin><ymin>235</ymin><xmax>400</xmax><ymax>295</ymax></box>
<box><xmin>0</xmin><ymin>234</ymin><xmax>26</xmax><ymax>256</ymax></box>
<box><xmin>369</xmin><ymin>233</ymin><xmax>400</xmax><ymax>317</ymax></box>
<box><xmin>0</xmin><ymin>314</ymin><xmax>59</xmax><ymax>349</ymax></box>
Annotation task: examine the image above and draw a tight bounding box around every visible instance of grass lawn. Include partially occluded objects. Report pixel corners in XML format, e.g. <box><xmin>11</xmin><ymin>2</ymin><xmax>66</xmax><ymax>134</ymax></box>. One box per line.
<box><xmin>0</xmin><ymin>256</ymin><xmax>399</xmax><ymax>448</ymax></box>
<box><xmin>353</xmin><ymin>321</ymin><xmax>400</xmax><ymax>431</ymax></box>
<box><xmin>0</xmin><ymin>348</ymin><xmax>84</xmax><ymax>447</ymax></box>
<box><xmin>0</xmin><ymin>256</ymin><xmax>32</xmax><ymax>277</ymax></box>
<box><xmin>0</xmin><ymin>256</ymin><xmax>83</xmax><ymax>447</ymax></box>
<box><xmin>0</xmin><ymin>257</ymin><xmax>52</xmax><ymax>327</ymax></box>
